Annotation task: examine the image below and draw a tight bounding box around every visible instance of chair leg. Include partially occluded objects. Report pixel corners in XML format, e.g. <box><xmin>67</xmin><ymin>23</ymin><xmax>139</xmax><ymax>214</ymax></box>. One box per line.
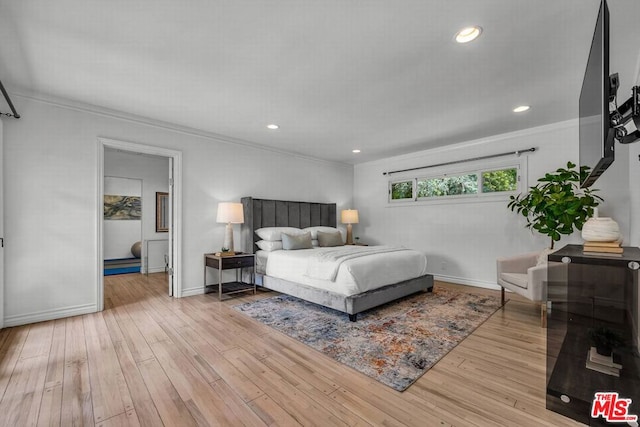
<box><xmin>541</xmin><ymin>302</ymin><xmax>547</xmax><ymax>328</ymax></box>
<box><xmin>501</xmin><ymin>287</ymin><xmax>505</xmax><ymax>306</ymax></box>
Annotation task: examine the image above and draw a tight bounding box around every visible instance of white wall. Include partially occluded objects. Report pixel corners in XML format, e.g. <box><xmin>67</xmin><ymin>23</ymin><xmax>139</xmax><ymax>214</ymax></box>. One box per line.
<box><xmin>628</xmin><ymin>55</ymin><xmax>640</xmax><ymax>246</ymax></box>
<box><xmin>595</xmin><ymin>142</ymin><xmax>631</xmax><ymax>239</ymax></box>
<box><xmin>630</xmin><ymin>143</ymin><xmax>640</xmax><ymax>247</ymax></box>
<box><xmin>354</xmin><ymin>120</ymin><xmax>633</xmax><ymax>288</ymax></box>
<box><xmin>2</xmin><ymin>96</ymin><xmax>353</xmax><ymax>326</ymax></box>
<box><xmin>104</xmin><ymin>150</ymin><xmax>170</xmax><ymax>272</ymax></box>
<box><xmin>629</xmin><ymin>140</ymin><xmax>640</xmax><ymax>351</ymax></box>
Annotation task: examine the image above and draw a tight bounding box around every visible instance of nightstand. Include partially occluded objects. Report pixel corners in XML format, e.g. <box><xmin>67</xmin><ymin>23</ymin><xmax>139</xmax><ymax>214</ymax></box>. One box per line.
<box><xmin>204</xmin><ymin>253</ymin><xmax>256</xmax><ymax>300</ymax></box>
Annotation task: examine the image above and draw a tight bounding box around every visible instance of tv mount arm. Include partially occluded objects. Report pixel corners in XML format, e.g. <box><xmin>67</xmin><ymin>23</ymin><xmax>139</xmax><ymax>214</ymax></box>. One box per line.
<box><xmin>609</xmin><ymin>74</ymin><xmax>640</xmax><ymax>144</ymax></box>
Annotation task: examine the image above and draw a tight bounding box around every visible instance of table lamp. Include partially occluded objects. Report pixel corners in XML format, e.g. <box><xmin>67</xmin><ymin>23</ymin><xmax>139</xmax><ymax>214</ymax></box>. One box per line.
<box><xmin>341</xmin><ymin>209</ymin><xmax>359</xmax><ymax>245</ymax></box>
<box><xmin>216</xmin><ymin>202</ymin><xmax>244</xmax><ymax>253</ymax></box>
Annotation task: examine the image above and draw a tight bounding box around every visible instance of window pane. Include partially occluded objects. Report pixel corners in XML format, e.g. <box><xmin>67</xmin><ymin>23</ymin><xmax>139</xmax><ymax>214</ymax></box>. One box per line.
<box><xmin>482</xmin><ymin>168</ymin><xmax>517</xmax><ymax>193</ymax></box>
<box><xmin>417</xmin><ymin>174</ymin><xmax>478</xmax><ymax>198</ymax></box>
<box><xmin>391</xmin><ymin>181</ymin><xmax>413</xmax><ymax>200</ymax></box>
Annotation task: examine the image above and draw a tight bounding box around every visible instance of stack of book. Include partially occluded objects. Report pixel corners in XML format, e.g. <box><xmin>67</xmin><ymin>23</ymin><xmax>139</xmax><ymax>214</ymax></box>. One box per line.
<box><xmin>583</xmin><ymin>240</ymin><xmax>623</xmax><ymax>254</ymax></box>
<box><xmin>585</xmin><ymin>347</ymin><xmax>621</xmax><ymax>377</ymax></box>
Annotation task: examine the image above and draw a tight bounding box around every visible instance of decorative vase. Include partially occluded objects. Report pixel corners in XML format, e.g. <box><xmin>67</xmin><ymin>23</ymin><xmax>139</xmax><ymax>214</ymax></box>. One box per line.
<box><xmin>581</xmin><ymin>218</ymin><xmax>620</xmax><ymax>242</ymax></box>
<box><xmin>131</xmin><ymin>241</ymin><xmax>142</xmax><ymax>258</ymax></box>
<box><xmin>581</xmin><ymin>210</ymin><xmax>620</xmax><ymax>242</ymax></box>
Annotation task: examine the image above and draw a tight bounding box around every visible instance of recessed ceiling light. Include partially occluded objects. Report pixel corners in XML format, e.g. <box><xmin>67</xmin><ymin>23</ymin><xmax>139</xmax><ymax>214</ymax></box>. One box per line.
<box><xmin>455</xmin><ymin>26</ymin><xmax>482</xmax><ymax>43</ymax></box>
<box><xmin>513</xmin><ymin>105</ymin><xmax>530</xmax><ymax>113</ymax></box>
<box><xmin>352</xmin><ymin>149</ymin><xmax>361</xmax><ymax>153</ymax></box>
<box><xmin>266</xmin><ymin>124</ymin><xmax>279</xmax><ymax>130</ymax></box>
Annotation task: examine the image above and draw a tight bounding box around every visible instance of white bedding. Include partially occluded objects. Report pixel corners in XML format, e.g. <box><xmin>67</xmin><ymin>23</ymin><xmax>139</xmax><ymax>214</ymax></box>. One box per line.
<box><xmin>255</xmin><ymin>250</ymin><xmax>269</xmax><ymax>275</ymax></box>
<box><xmin>262</xmin><ymin>245</ymin><xmax>428</xmax><ymax>296</ymax></box>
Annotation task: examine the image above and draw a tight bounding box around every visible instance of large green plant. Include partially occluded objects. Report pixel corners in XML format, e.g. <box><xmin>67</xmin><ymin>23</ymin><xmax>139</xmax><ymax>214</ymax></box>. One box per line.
<box><xmin>507</xmin><ymin>162</ymin><xmax>602</xmax><ymax>249</ymax></box>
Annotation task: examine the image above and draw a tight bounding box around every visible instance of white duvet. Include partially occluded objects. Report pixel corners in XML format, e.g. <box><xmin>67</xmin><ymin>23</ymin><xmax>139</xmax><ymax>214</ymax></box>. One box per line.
<box><xmin>263</xmin><ymin>245</ymin><xmax>428</xmax><ymax>296</ymax></box>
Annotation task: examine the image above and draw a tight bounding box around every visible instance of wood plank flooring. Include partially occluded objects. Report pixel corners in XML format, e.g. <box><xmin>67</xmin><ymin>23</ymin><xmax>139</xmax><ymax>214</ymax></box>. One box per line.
<box><xmin>0</xmin><ymin>273</ymin><xmax>583</xmax><ymax>426</ymax></box>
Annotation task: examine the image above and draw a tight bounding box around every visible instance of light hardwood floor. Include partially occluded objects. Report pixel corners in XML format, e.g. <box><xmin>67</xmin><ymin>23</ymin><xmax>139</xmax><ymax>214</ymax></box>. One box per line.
<box><xmin>0</xmin><ymin>273</ymin><xmax>582</xmax><ymax>427</ymax></box>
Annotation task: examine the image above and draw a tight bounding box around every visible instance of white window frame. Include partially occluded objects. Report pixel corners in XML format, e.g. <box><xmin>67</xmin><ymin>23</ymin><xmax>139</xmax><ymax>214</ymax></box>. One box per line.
<box><xmin>387</xmin><ymin>157</ymin><xmax>527</xmax><ymax>205</ymax></box>
<box><xmin>389</xmin><ymin>178</ymin><xmax>416</xmax><ymax>202</ymax></box>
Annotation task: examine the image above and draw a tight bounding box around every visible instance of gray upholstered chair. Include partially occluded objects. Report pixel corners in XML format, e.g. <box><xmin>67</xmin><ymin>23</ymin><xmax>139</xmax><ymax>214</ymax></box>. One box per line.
<box><xmin>496</xmin><ymin>251</ymin><xmax>547</xmax><ymax>327</ymax></box>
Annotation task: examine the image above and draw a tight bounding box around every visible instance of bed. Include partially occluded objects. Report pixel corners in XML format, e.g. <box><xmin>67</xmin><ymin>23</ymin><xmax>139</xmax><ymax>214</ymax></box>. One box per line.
<box><xmin>240</xmin><ymin>197</ymin><xmax>434</xmax><ymax>321</ymax></box>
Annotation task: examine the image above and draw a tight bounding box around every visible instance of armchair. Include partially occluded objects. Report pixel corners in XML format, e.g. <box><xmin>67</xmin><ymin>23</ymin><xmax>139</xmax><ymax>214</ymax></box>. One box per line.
<box><xmin>496</xmin><ymin>251</ymin><xmax>548</xmax><ymax>327</ymax></box>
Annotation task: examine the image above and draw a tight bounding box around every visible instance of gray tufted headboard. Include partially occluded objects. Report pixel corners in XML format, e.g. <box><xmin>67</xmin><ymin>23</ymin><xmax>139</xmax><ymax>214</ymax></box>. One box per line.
<box><xmin>241</xmin><ymin>197</ymin><xmax>337</xmax><ymax>253</ymax></box>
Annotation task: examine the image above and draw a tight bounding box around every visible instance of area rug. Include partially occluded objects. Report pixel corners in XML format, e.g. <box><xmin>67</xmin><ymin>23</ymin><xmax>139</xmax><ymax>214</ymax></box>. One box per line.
<box><xmin>233</xmin><ymin>287</ymin><xmax>500</xmax><ymax>391</ymax></box>
<box><xmin>104</xmin><ymin>258</ymin><xmax>141</xmax><ymax>276</ymax></box>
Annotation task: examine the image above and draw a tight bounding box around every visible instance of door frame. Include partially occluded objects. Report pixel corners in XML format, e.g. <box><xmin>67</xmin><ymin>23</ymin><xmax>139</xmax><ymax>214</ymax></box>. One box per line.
<box><xmin>0</xmin><ymin>119</ymin><xmax>4</xmax><ymax>329</ymax></box>
<box><xmin>97</xmin><ymin>137</ymin><xmax>183</xmax><ymax>310</ymax></box>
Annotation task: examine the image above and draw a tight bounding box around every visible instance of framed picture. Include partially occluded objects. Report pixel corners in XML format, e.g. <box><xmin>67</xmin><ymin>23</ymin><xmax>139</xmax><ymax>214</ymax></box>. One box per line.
<box><xmin>156</xmin><ymin>192</ymin><xmax>169</xmax><ymax>232</ymax></box>
<box><xmin>104</xmin><ymin>195</ymin><xmax>142</xmax><ymax>220</ymax></box>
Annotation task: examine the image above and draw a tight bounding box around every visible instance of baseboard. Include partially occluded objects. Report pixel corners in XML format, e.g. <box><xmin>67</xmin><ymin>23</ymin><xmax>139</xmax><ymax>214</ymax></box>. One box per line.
<box><xmin>433</xmin><ymin>274</ymin><xmax>500</xmax><ymax>291</ymax></box>
<box><xmin>180</xmin><ymin>286</ymin><xmax>206</xmax><ymax>298</ymax></box>
<box><xmin>4</xmin><ymin>303</ymin><xmax>98</xmax><ymax>327</ymax></box>
<box><xmin>146</xmin><ymin>267</ymin><xmax>167</xmax><ymax>274</ymax></box>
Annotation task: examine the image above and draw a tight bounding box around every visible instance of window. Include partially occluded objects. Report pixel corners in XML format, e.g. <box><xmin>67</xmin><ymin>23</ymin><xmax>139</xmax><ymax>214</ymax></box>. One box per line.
<box><xmin>417</xmin><ymin>174</ymin><xmax>478</xmax><ymax>198</ymax></box>
<box><xmin>390</xmin><ymin>180</ymin><xmax>414</xmax><ymax>201</ymax></box>
<box><xmin>481</xmin><ymin>168</ymin><xmax>517</xmax><ymax>193</ymax></box>
<box><xmin>388</xmin><ymin>163</ymin><xmax>522</xmax><ymax>204</ymax></box>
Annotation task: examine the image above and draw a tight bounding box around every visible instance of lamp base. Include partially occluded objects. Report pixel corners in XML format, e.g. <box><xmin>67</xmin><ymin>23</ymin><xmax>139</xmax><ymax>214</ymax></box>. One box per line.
<box><xmin>222</xmin><ymin>222</ymin><xmax>234</xmax><ymax>253</ymax></box>
<box><xmin>346</xmin><ymin>224</ymin><xmax>353</xmax><ymax>245</ymax></box>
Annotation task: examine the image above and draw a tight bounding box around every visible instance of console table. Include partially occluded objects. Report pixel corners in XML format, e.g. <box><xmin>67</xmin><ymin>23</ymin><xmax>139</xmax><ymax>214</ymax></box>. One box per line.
<box><xmin>546</xmin><ymin>244</ymin><xmax>640</xmax><ymax>425</ymax></box>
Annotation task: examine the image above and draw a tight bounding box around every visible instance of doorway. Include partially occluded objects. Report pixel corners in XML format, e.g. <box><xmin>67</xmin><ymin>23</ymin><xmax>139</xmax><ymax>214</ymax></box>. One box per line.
<box><xmin>103</xmin><ymin>176</ymin><xmax>143</xmax><ymax>275</ymax></box>
<box><xmin>97</xmin><ymin>137</ymin><xmax>182</xmax><ymax>310</ymax></box>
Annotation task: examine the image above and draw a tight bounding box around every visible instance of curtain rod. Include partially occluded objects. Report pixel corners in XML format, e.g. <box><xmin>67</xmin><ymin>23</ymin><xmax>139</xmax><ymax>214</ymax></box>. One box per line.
<box><xmin>0</xmin><ymin>79</ymin><xmax>20</xmax><ymax>119</ymax></box>
<box><xmin>382</xmin><ymin>147</ymin><xmax>536</xmax><ymax>176</ymax></box>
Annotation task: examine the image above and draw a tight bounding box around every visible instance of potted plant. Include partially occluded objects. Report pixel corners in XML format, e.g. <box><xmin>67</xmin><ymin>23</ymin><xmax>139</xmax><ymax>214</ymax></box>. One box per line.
<box><xmin>507</xmin><ymin>162</ymin><xmax>602</xmax><ymax>249</ymax></box>
<box><xmin>589</xmin><ymin>326</ymin><xmax>625</xmax><ymax>356</ymax></box>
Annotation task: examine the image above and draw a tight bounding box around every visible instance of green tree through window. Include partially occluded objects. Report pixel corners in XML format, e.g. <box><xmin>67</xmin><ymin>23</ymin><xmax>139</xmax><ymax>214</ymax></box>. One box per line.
<box><xmin>482</xmin><ymin>168</ymin><xmax>517</xmax><ymax>193</ymax></box>
<box><xmin>417</xmin><ymin>174</ymin><xmax>478</xmax><ymax>198</ymax></box>
<box><xmin>391</xmin><ymin>181</ymin><xmax>413</xmax><ymax>200</ymax></box>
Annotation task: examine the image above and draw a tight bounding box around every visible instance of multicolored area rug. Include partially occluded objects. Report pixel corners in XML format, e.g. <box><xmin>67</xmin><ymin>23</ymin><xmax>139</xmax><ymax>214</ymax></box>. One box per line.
<box><xmin>234</xmin><ymin>287</ymin><xmax>500</xmax><ymax>391</ymax></box>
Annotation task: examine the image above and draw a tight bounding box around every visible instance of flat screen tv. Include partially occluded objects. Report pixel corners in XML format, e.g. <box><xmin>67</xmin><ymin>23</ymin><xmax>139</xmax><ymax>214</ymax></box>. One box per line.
<box><xmin>579</xmin><ymin>0</ymin><xmax>615</xmax><ymax>188</ymax></box>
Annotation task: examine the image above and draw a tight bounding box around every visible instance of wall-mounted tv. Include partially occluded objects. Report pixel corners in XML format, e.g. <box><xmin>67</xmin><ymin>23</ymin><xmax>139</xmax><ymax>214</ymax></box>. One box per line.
<box><xmin>579</xmin><ymin>0</ymin><xmax>615</xmax><ymax>188</ymax></box>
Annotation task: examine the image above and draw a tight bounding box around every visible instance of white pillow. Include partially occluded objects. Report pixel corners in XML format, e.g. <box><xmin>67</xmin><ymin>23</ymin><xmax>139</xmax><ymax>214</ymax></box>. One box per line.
<box><xmin>255</xmin><ymin>240</ymin><xmax>283</xmax><ymax>251</ymax></box>
<box><xmin>303</xmin><ymin>226</ymin><xmax>344</xmax><ymax>240</ymax></box>
<box><xmin>255</xmin><ymin>227</ymin><xmax>303</xmax><ymax>241</ymax></box>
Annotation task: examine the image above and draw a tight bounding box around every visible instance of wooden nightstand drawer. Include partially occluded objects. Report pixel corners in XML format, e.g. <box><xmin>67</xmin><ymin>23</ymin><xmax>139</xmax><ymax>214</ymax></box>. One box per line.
<box><xmin>220</xmin><ymin>256</ymin><xmax>254</xmax><ymax>269</ymax></box>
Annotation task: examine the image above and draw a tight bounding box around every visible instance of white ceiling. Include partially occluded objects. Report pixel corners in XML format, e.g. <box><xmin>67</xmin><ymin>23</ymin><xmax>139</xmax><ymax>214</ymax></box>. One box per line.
<box><xmin>1</xmin><ymin>0</ymin><xmax>639</xmax><ymax>164</ymax></box>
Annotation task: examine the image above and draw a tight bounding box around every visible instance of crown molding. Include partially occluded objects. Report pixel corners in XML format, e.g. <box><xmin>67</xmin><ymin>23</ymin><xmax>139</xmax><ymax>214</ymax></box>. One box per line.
<box><xmin>8</xmin><ymin>88</ymin><xmax>352</xmax><ymax>170</ymax></box>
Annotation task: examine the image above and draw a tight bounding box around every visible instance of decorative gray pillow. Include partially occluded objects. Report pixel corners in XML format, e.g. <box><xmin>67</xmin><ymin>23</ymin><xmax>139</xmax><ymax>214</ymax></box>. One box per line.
<box><xmin>281</xmin><ymin>232</ymin><xmax>313</xmax><ymax>250</ymax></box>
<box><xmin>317</xmin><ymin>230</ymin><xmax>344</xmax><ymax>247</ymax></box>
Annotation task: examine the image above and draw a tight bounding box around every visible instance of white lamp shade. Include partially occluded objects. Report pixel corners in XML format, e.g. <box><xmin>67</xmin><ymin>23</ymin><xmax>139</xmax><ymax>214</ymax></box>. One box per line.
<box><xmin>216</xmin><ymin>202</ymin><xmax>244</xmax><ymax>224</ymax></box>
<box><xmin>341</xmin><ymin>209</ymin><xmax>359</xmax><ymax>224</ymax></box>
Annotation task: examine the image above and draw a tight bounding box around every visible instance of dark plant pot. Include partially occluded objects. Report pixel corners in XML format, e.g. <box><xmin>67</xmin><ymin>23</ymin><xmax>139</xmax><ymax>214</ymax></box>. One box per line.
<box><xmin>596</xmin><ymin>346</ymin><xmax>612</xmax><ymax>357</ymax></box>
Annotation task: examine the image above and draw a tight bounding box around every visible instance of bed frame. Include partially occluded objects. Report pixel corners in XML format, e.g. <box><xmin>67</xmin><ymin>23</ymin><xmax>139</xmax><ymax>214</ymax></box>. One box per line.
<box><xmin>240</xmin><ymin>197</ymin><xmax>433</xmax><ymax>321</ymax></box>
